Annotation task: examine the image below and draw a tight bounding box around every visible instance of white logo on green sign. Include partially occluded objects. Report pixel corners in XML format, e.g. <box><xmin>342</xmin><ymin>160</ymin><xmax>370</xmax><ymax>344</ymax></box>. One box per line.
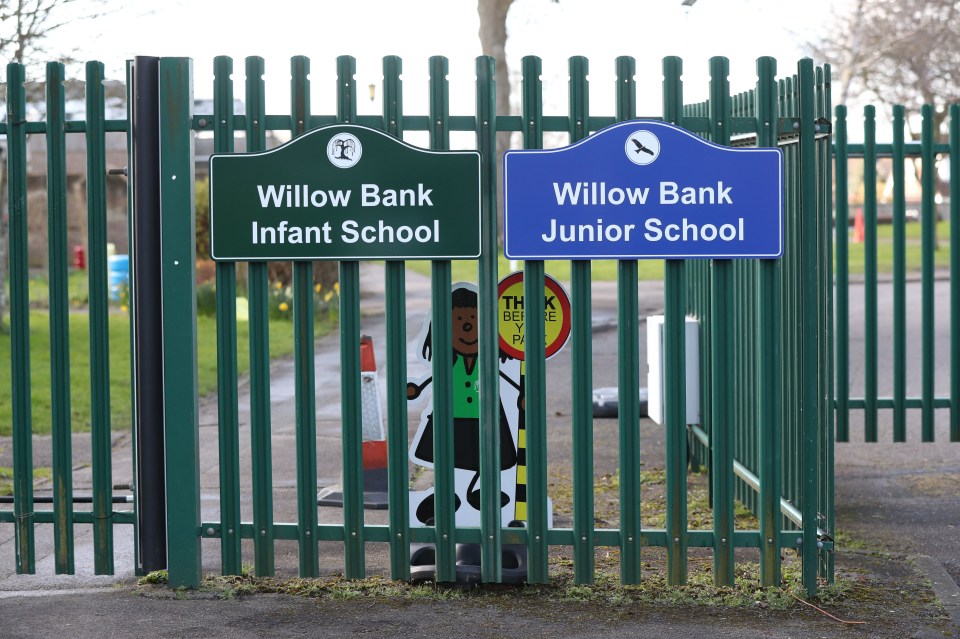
<box><xmin>209</xmin><ymin>124</ymin><xmax>481</xmax><ymax>261</ymax></box>
<box><xmin>327</xmin><ymin>132</ymin><xmax>362</xmax><ymax>168</ymax></box>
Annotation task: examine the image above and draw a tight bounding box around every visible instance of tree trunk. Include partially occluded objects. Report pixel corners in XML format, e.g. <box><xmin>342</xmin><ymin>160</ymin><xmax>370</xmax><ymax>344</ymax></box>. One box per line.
<box><xmin>477</xmin><ymin>0</ymin><xmax>514</xmax><ymax>240</ymax></box>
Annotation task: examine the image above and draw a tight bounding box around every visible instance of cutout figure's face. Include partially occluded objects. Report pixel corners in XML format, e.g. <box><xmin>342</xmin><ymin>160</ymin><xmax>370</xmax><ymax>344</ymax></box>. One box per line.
<box><xmin>452</xmin><ymin>305</ymin><xmax>478</xmax><ymax>355</ymax></box>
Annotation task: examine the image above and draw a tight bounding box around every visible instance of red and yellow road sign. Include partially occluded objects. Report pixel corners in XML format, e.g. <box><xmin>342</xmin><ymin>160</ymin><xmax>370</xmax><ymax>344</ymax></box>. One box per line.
<box><xmin>497</xmin><ymin>271</ymin><xmax>571</xmax><ymax>360</ymax></box>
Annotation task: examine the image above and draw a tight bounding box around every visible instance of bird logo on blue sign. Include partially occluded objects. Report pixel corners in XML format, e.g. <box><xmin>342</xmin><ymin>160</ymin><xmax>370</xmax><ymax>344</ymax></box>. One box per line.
<box><xmin>625</xmin><ymin>130</ymin><xmax>660</xmax><ymax>166</ymax></box>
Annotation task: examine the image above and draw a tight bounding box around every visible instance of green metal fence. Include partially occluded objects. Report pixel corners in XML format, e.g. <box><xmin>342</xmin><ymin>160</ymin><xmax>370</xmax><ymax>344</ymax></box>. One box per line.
<box><xmin>834</xmin><ymin>104</ymin><xmax>960</xmax><ymax>443</ymax></box>
<box><xmin>682</xmin><ymin>59</ymin><xmax>835</xmax><ymax>590</ymax></box>
<box><xmin>2</xmin><ymin>54</ymin><xmax>833</xmax><ymax>596</ymax></box>
<box><xmin>1</xmin><ymin>61</ymin><xmax>132</xmax><ymax>577</ymax></box>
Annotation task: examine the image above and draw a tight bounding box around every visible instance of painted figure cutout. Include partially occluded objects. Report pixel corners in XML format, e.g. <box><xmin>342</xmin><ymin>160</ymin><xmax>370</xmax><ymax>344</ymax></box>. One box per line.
<box><xmin>407</xmin><ymin>284</ymin><xmax>520</xmax><ymax>526</ymax></box>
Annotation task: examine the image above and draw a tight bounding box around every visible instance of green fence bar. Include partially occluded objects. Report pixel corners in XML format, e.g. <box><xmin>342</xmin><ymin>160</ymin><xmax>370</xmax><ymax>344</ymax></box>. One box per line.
<box><xmin>521</xmin><ymin>55</ymin><xmax>549</xmax><ymax>585</ymax></box>
<box><xmin>862</xmin><ymin>105</ymin><xmax>878</xmax><ymax>442</ymax></box>
<box><xmin>755</xmin><ymin>56</ymin><xmax>782</xmax><ymax>586</ymax></box>
<box><xmin>797</xmin><ymin>58</ymin><xmax>821</xmax><ymax>597</ymax></box>
<box><xmin>6</xmin><ymin>62</ymin><xmax>36</xmax><ymax>575</ymax></box>
<box><xmin>475</xmin><ymin>55</ymin><xmax>503</xmax><ymax>583</ymax></box>
<box><xmin>339</xmin><ymin>251</ymin><xmax>365</xmax><ymax>580</ymax></box>
<box><xmin>85</xmin><ymin>60</ymin><xmax>115</xmax><ymax>575</ymax></box>
<box><xmin>383</xmin><ymin>55</ymin><xmax>412</xmax><ymax>581</ymax></box>
<box><xmin>892</xmin><ymin>105</ymin><xmax>907</xmax><ymax>442</ymax></box>
<box><xmin>124</xmin><ymin>59</ymin><xmax>140</xmax><ymax>576</ymax></box>
<box><xmin>779</xmin><ymin>78</ymin><xmax>795</xmax><ymax>511</ymax></box>
<box><xmin>833</xmin><ymin>105</ymin><xmax>849</xmax><ymax>442</ymax></box>
<box><xmin>245</xmin><ymin>55</ymin><xmax>275</xmax><ymax>577</ymax></box>
<box><xmin>567</xmin><ymin>55</ymin><xmax>595</xmax><ymax>585</ymax></box>
<box><xmin>951</xmin><ymin>105</ymin><xmax>960</xmax><ymax>443</ymax></box>
<box><xmin>290</xmin><ymin>55</ymin><xmax>320</xmax><ymax>578</ymax></box>
<box><xmin>213</xmin><ymin>55</ymin><xmax>242</xmax><ymax>576</ymax></box>
<box><xmin>662</xmin><ymin>55</ymin><xmax>688</xmax><ymax>586</ymax></box>
<box><xmin>337</xmin><ymin>55</ymin><xmax>366</xmax><ymax>579</ymax></box>
<box><xmin>920</xmin><ymin>105</ymin><xmax>935</xmax><ymax>442</ymax></box>
<box><xmin>816</xmin><ymin>64</ymin><xmax>834</xmax><ymax>581</ymax></box>
<box><xmin>708</xmin><ymin>56</ymin><xmax>734</xmax><ymax>587</ymax></box>
<box><xmin>159</xmin><ymin>57</ymin><xmax>202</xmax><ymax>589</ymax></box>
<box><xmin>427</xmin><ymin>55</ymin><xmax>457</xmax><ymax>583</ymax></box>
<box><xmin>46</xmin><ymin>61</ymin><xmax>75</xmax><ymax>575</ymax></box>
<box><xmin>615</xmin><ymin>54</ymin><xmax>641</xmax><ymax>586</ymax></box>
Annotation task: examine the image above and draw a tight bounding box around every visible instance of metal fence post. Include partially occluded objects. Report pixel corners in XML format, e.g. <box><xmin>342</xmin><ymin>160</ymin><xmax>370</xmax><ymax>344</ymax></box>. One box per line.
<box><xmin>158</xmin><ymin>56</ymin><xmax>201</xmax><ymax>589</ymax></box>
<box><xmin>213</xmin><ymin>55</ymin><xmax>242</xmax><ymax>576</ymax></box>
<box><xmin>520</xmin><ymin>55</ymin><xmax>549</xmax><ymax>585</ymax></box>
<box><xmin>797</xmin><ymin>58</ymin><xmax>821</xmax><ymax>597</ymax></box>
<box><xmin>46</xmin><ymin>61</ymin><xmax>75</xmax><ymax>575</ymax></box>
<box><xmin>755</xmin><ymin>56</ymin><xmax>782</xmax><ymax>587</ymax></box>
<box><xmin>476</xmin><ymin>54</ymin><xmax>503</xmax><ymax>584</ymax></box>
<box><xmin>661</xmin><ymin>55</ymin><xmax>688</xmax><ymax>586</ymax></box>
<box><xmin>6</xmin><ymin>62</ymin><xmax>36</xmax><ymax>575</ymax></box>
<box><xmin>85</xmin><ymin>60</ymin><xmax>115</xmax><ymax>575</ymax></box>
<box><xmin>131</xmin><ymin>56</ymin><xmax>168</xmax><ymax>575</ymax></box>
<box><xmin>615</xmin><ymin>55</ymin><xmax>642</xmax><ymax>586</ymax></box>
<box><xmin>568</xmin><ymin>55</ymin><xmax>595</xmax><ymax>585</ymax></box>
<box><xmin>708</xmin><ymin>56</ymin><xmax>735</xmax><ymax>587</ymax></box>
<box><xmin>383</xmin><ymin>55</ymin><xmax>412</xmax><ymax>581</ymax></box>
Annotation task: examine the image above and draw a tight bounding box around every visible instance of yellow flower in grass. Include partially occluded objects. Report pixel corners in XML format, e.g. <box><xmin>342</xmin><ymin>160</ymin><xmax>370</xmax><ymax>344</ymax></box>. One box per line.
<box><xmin>323</xmin><ymin>291</ymin><xmax>334</xmax><ymax>302</ymax></box>
<box><xmin>274</xmin><ymin>281</ymin><xmax>283</xmax><ymax>290</ymax></box>
<box><xmin>314</xmin><ymin>283</ymin><xmax>322</xmax><ymax>294</ymax></box>
<box><xmin>278</xmin><ymin>302</ymin><xmax>289</xmax><ymax>312</ymax></box>
<box><xmin>333</xmin><ymin>281</ymin><xmax>340</xmax><ymax>295</ymax></box>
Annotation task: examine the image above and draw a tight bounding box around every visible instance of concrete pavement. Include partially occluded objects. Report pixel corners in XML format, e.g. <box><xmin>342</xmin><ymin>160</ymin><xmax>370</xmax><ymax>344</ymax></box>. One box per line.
<box><xmin>1</xmin><ymin>264</ymin><xmax>958</xmax><ymax>637</ymax></box>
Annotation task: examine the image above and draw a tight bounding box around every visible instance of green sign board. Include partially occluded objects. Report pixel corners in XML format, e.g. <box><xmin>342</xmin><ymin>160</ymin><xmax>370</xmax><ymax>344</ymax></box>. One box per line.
<box><xmin>209</xmin><ymin>125</ymin><xmax>482</xmax><ymax>261</ymax></box>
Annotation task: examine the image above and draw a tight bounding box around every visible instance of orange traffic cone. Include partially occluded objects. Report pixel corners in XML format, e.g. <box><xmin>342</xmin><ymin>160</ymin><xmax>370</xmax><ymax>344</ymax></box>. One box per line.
<box><xmin>853</xmin><ymin>207</ymin><xmax>865</xmax><ymax>243</ymax></box>
<box><xmin>318</xmin><ymin>335</ymin><xmax>389</xmax><ymax>509</ymax></box>
<box><xmin>358</xmin><ymin>335</ymin><xmax>388</xmax><ymax>507</ymax></box>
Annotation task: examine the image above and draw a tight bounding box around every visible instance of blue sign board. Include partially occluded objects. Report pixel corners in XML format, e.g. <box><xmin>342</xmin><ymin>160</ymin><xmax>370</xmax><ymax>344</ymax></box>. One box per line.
<box><xmin>503</xmin><ymin>120</ymin><xmax>783</xmax><ymax>260</ymax></box>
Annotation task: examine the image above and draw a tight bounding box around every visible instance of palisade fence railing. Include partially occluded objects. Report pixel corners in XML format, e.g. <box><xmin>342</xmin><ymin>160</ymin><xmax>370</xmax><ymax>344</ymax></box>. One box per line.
<box><xmin>2</xmin><ymin>54</ymin><xmax>833</xmax><ymax>596</ymax></box>
<box><xmin>833</xmin><ymin>104</ymin><xmax>960</xmax><ymax>444</ymax></box>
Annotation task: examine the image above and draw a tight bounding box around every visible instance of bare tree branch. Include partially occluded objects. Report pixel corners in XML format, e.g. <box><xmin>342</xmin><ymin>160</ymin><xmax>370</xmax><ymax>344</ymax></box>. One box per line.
<box><xmin>809</xmin><ymin>0</ymin><xmax>960</xmax><ymax>112</ymax></box>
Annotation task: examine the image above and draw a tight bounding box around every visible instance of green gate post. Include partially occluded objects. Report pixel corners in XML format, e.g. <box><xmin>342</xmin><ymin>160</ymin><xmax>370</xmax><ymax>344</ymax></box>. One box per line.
<box><xmin>337</xmin><ymin>55</ymin><xmax>366</xmax><ymax>579</ymax></box>
<box><xmin>476</xmin><ymin>55</ymin><xmax>503</xmax><ymax>584</ymax></box>
<box><xmin>816</xmin><ymin>65</ymin><xmax>834</xmax><ymax>582</ymax></box>
<box><xmin>797</xmin><ymin>59</ymin><xmax>821</xmax><ymax>597</ymax></box>
<box><xmin>124</xmin><ymin>59</ymin><xmax>140</xmax><ymax>576</ymax></box>
<box><xmin>833</xmin><ymin>105</ymin><xmax>850</xmax><ymax>443</ymax></box>
<box><xmin>213</xmin><ymin>55</ymin><xmax>242</xmax><ymax>576</ymax></box>
<box><xmin>891</xmin><ymin>105</ymin><xmax>907</xmax><ymax>442</ymax></box>
<box><xmin>708</xmin><ymin>56</ymin><xmax>735</xmax><ymax>587</ymax></box>
<box><xmin>615</xmin><ymin>55</ymin><xmax>642</xmax><ymax>586</ymax></box>
<box><xmin>159</xmin><ymin>57</ymin><xmax>202</xmax><ymax>589</ymax></box>
<box><xmin>863</xmin><ymin>105</ymin><xmax>878</xmax><ymax>442</ymax></box>
<box><xmin>568</xmin><ymin>56</ymin><xmax>595</xmax><ymax>585</ymax></box>
<box><xmin>46</xmin><ymin>61</ymin><xmax>75</xmax><ymax>575</ymax></box>
<box><xmin>920</xmin><ymin>105</ymin><xmax>936</xmax><ymax>442</ymax></box>
<box><xmin>6</xmin><ymin>62</ymin><xmax>36</xmax><ymax>575</ymax></box>
<box><xmin>290</xmin><ymin>55</ymin><xmax>320</xmax><ymax>578</ymax></box>
<box><xmin>428</xmin><ymin>55</ymin><xmax>457</xmax><ymax>584</ymax></box>
<box><xmin>521</xmin><ymin>55</ymin><xmax>549</xmax><ymax>585</ymax></box>
<box><xmin>755</xmin><ymin>56</ymin><xmax>782</xmax><ymax>587</ymax></box>
<box><xmin>245</xmin><ymin>56</ymin><xmax>276</xmax><ymax>577</ymax></box>
<box><xmin>661</xmin><ymin>56</ymin><xmax>688</xmax><ymax>586</ymax></box>
<box><xmin>951</xmin><ymin>104</ymin><xmax>960</xmax><ymax>443</ymax></box>
<box><xmin>85</xmin><ymin>60</ymin><xmax>115</xmax><ymax>575</ymax></box>
<box><xmin>383</xmin><ymin>55</ymin><xmax>412</xmax><ymax>581</ymax></box>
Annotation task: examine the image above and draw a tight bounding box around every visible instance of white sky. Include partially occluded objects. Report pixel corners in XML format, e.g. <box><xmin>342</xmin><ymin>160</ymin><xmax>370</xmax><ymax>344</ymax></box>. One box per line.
<box><xmin>13</xmin><ymin>0</ymin><xmax>841</xmax><ymax>136</ymax></box>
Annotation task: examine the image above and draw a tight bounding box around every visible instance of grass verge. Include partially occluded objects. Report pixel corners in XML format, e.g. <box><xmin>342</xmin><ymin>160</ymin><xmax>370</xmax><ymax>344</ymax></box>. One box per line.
<box><xmin>0</xmin><ymin>311</ymin><xmax>336</xmax><ymax>437</ymax></box>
